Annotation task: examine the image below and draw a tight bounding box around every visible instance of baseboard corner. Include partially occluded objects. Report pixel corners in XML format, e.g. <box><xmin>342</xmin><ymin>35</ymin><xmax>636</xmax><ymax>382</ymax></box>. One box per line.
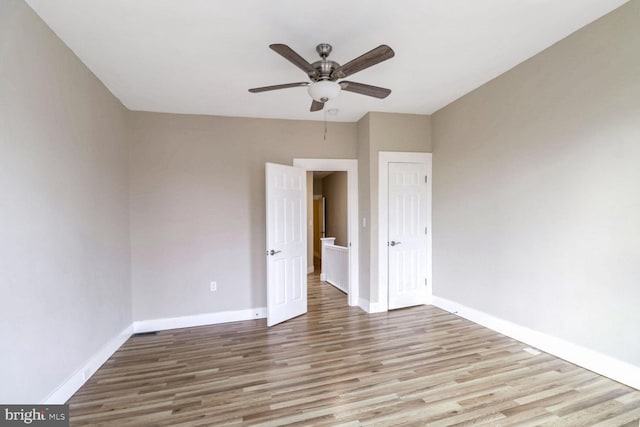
<box><xmin>43</xmin><ymin>323</ymin><xmax>134</xmax><ymax>404</ymax></box>
<box><xmin>358</xmin><ymin>297</ymin><xmax>371</xmax><ymax>313</ymax></box>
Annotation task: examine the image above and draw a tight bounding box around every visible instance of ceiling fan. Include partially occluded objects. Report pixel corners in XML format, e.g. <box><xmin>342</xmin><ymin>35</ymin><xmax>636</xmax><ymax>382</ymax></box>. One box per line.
<box><xmin>248</xmin><ymin>43</ymin><xmax>395</xmax><ymax>112</ymax></box>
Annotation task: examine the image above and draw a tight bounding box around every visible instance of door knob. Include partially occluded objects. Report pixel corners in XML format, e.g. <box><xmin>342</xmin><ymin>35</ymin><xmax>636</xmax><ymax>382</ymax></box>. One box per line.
<box><xmin>389</xmin><ymin>241</ymin><xmax>401</xmax><ymax>246</ymax></box>
<box><xmin>269</xmin><ymin>249</ymin><xmax>282</xmax><ymax>256</ymax></box>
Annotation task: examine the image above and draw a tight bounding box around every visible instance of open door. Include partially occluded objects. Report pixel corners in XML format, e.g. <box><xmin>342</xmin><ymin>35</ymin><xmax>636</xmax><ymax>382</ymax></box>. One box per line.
<box><xmin>266</xmin><ymin>162</ymin><xmax>307</xmax><ymax>326</ymax></box>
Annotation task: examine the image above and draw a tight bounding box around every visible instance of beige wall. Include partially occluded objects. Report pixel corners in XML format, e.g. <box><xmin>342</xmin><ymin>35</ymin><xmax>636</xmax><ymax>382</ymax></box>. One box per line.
<box><xmin>432</xmin><ymin>0</ymin><xmax>640</xmax><ymax>365</ymax></box>
<box><xmin>358</xmin><ymin>113</ymin><xmax>432</xmax><ymax>305</ymax></box>
<box><xmin>322</xmin><ymin>172</ymin><xmax>348</xmax><ymax>247</ymax></box>
<box><xmin>313</xmin><ymin>176</ymin><xmax>324</xmax><ymax>195</ymax></box>
<box><xmin>129</xmin><ymin>112</ymin><xmax>357</xmax><ymax>321</ymax></box>
<box><xmin>356</xmin><ymin>114</ymin><xmax>372</xmax><ymax>301</ymax></box>
<box><xmin>0</xmin><ymin>0</ymin><xmax>131</xmax><ymax>402</ymax></box>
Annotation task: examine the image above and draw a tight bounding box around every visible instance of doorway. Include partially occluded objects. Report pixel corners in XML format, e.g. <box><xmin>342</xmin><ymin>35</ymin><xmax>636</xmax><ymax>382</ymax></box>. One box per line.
<box><xmin>312</xmin><ymin>171</ymin><xmax>348</xmax><ymax>293</ymax></box>
<box><xmin>293</xmin><ymin>158</ymin><xmax>359</xmax><ymax>307</ymax></box>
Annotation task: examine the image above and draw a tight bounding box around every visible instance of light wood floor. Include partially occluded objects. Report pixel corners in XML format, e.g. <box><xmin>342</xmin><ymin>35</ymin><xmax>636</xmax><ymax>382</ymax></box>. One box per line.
<box><xmin>69</xmin><ymin>275</ymin><xmax>640</xmax><ymax>426</ymax></box>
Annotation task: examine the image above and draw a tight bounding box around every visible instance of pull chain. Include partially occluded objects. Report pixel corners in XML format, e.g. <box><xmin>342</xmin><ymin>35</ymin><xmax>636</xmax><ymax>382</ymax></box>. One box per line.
<box><xmin>324</xmin><ymin>110</ymin><xmax>328</xmax><ymax>141</ymax></box>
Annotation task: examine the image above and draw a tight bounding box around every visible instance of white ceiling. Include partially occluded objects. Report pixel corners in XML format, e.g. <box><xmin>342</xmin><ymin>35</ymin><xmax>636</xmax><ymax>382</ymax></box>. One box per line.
<box><xmin>26</xmin><ymin>0</ymin><xmax>628</xmax><ymax>122</ymax></box>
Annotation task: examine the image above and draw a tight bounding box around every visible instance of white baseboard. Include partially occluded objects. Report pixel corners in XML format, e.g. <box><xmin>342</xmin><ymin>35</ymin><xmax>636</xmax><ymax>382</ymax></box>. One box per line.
<box><xmin>307</xmin><ymin>266</ymin><xmax>314</xmax><ymax>274</ymax></box>
<box><xmin>43</xmin><ymin>324</ymin><xmax>134</xmax><ymax>404</ymax></box>
<box><xmin>358</xmin><ymin>297</ymin><xmax>370</xmax><ymax>313</ymax></box>
<box><xmin>326</xmin><ymin>280</ymin><xmax>347</xmax><ymax>294</ymax></box>
<box><xmin>368</xmin><ymin>301</ymin><xmax>386</xmax><ymax>313</ymax></box>
<box><xmin>133</xmin><ymin>307</ymin><xmax>267</xmax><ymax>333</ymax></box>
<box><xmin>432</xmin><ymin>296</ymin><xmax>640</xmax><ymax>391</ymax></box>
<box><xmin>42</xmin><ymin>307</ymin><xmax>268</xmax><ymax>403</ymax></box>
<box><xmin>359</xmin><ymin>298</ymin><xmax>386</xmax><ymax>314</ymax></box>
<box><xmin>320</xmin><ymin>273</ymin><xmax>326</xmax><ymax>281</ymax></box>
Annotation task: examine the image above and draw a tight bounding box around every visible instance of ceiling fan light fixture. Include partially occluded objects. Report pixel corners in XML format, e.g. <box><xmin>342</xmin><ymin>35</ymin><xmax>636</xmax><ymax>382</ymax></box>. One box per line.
<box><xmin>307</xmin><ymin>80</ymin><xmax>341</xmax><ymax>102</ymax></box>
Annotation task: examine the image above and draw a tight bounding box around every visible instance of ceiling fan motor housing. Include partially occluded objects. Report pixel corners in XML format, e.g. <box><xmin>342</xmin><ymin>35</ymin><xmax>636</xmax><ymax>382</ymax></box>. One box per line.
<box><xmin>311</xmin><ymin>60</ymin><xmax>340</xmax><ymax>80</ymax></box>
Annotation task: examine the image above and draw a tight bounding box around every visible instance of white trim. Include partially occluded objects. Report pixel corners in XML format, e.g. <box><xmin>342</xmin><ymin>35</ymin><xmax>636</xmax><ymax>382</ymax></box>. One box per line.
<box><xmin>358</xmin><ymin>297</ymin><xmax>370</xmax><ymax>313</ymax></box>
<box><xmin>326</xmin><ymin>280</ymin><xmax>347</xmax><ymax>293</ymax></box>
<box><xmin>307</xmin><ymin>266</ymin><xmax>314</xmax><ymax>274</ymax></box>
<box><xmin>378</xmin><ymin>152</ymin><xmax>432</xmax><ymax>312</ymax></box>
<box><xmin>133</xmin><ymin>308</ymin><xmax>267</xmax><ymax>333</ymax></box>
<box><xmin>368</xmin><ymin>302</ymin><xmax>385</xmax><ymax>313</ymax></box>
<box><xmin>43</xmin><ymin>324</ymin><xmax>134</xmax><ymax>404</ymax></box>
<box><xmin>357</xmin><ymin>298</ymin><xmax>386</xmax><ymax>314</ymax></box>
<box><xmin>42</xmin><ymin>307</ymin><xmax>269</xmax><ymax>403</ymax></box>
<box><xmin>293</xmin><ymin>158</ymin><xmax>359</xmax><ymax>307</ymax></box>
<box><xmin>432</xmin><ymin>296</ymin><xmax>640</xmax><ymax>391</ymax></box>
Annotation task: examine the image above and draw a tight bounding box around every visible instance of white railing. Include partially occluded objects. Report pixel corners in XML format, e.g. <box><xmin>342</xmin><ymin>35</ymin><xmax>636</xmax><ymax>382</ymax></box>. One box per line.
<box><xmin>320</xmin><ymin>237</ymin><xmax>349</xmax><ymax>293</ymax></box>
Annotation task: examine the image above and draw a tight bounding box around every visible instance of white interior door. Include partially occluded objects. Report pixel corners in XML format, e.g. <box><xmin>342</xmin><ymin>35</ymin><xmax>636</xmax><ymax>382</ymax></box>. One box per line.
<box><xmin>388</xmin><ymin>162</ymin><xmax>428</xmax><ymax>309</ymax></box>
<box><xmin>266</xmin><ymin>162</ymin><xmax>307</xmax><ymax>326</ymax></box>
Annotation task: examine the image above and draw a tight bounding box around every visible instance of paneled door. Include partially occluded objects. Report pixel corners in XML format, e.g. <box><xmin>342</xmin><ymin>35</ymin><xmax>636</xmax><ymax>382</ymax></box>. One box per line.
<box><xmin>265</xmin><ymin>162</ymin><xmax>307</xmax><ymax>326</ymax></box>
<box><xmin>387</xmin><ymin>162</ymin><xmax>428</xmax><ymax>309</ymax></box>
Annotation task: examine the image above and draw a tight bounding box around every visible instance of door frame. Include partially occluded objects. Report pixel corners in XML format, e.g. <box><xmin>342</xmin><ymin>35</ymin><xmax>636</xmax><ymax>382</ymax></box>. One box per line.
<box><xmin>293</xmin><ymin>158</ymin><xmax>359</xmax><ymax>307</ymax></box>
<box><xmin>378</xmin><ymin>152</ymin><xmax>432</xmax><ymax>312</ymax></box>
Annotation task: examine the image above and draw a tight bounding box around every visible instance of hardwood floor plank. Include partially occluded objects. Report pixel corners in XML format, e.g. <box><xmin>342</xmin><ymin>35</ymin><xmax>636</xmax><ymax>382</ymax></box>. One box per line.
<box><xmin>67</xmin><ymin>273</ymin><xmax>640</xmax><ymax>426</ymax></box>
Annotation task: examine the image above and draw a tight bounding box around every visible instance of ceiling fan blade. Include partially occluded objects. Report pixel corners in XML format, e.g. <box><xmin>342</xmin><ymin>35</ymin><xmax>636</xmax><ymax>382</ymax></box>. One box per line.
<box><xmin>248</xmin><ymin>82</ymin><xmax>309</xmax><ymax>93</ymax></box>
<box><xmin>339</xmin><ymin>81</ymin><xmax>391</xmax><ymax>99</ymax></box>
<box><xmin>310</xmin><ymin>100</ymin><xmax>324</xmax><ymax>112</ymax></box>
<box><xmin>270</xmin><ymin>44</ymin><xmax>318</xmax><ymax>78</ymax></box>
<box><xmin>331</xmin><ymin>45</ymin><xmax>395</xmax><ymax>80</ymax></box>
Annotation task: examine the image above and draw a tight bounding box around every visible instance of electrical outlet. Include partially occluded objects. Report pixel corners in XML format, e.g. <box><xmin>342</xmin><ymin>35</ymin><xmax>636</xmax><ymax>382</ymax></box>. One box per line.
<box><xmin>210</xmin><ymin>281</ymin><xmax>217</xmax><ymax>292</ymax></box>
